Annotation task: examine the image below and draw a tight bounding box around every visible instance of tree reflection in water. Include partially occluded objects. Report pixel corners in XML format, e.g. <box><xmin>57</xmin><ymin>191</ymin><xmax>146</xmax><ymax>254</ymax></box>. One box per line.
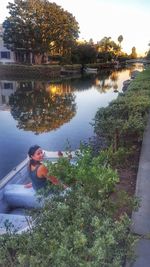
<box><xmin>9</xmin><ymin>81</ymin><xmax>76</xmax><ymax>134</ymax></box>
<box><xmin>94</xmin><ymin>70</ymin><xmax>113</xmax><ymax>93</ymax></box>
<box><xmin>110</xmin><ymin>71</ymin><xmax>119</xmax><ymax>92</ymax></box>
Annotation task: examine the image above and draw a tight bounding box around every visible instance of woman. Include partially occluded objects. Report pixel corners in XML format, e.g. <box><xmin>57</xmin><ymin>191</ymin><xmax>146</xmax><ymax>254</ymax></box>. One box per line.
<box><xmin>25</xmin><ymin>145</ymin><xmax>66</xmax><ymax>191</ymax></box>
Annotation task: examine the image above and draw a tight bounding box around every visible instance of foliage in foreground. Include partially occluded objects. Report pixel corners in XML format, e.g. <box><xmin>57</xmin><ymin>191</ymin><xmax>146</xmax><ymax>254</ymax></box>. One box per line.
<box><xmin>0</xmin><ymin>147</ymin><xmax>137</xmax><ymax>267</ymax></box>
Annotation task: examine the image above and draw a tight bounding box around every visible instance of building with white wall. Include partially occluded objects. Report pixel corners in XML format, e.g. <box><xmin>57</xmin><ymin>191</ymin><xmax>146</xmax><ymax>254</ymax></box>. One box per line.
<box><xmin>0</xmin><ymin>25</ymin><xmax>15</xmax><ymax>64</ymax></box>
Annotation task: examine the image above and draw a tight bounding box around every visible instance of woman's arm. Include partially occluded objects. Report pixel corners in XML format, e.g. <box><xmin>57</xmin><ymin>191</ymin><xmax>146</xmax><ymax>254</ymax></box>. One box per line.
<box><xmin>24</xmin><ymin>182</ymin><xmax>32</xmax><ymax>188</ymax></box>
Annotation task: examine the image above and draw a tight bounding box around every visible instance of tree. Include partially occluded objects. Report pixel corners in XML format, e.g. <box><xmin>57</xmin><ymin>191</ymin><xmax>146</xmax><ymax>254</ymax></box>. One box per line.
<box><xmin>130</xmin><ymin>46</ymin><xmax>137</xmax><ymax>59</ymax></box>
<box><xmin>118</xmin><ymin>35</ymin><xmax>123</xmax><ymax>47</ymax></box>
<box><xmin>97</xmin><ymin>36</ymin><xmax>112</xmax><ymax>52</ymax></box>
<box><xmin>146</xmin><ymin>50</ymin><xmax>150</xmax><ymax>59</ymax></box>
<box><xmin>117</xmin><ymin>35</ymin><xmax>123</xmax><ymax>56</ymax></box>
<box><xmin>146</xmin><ymin>42</ymin><xmax>150</xmax><ymax>59</ymax></box>
<box><xmin>96</xmin><ymin>37</ymin><xmax>120</xmax><ymax>62</ymax></box>
<box><xmin>3</xmin><ymin>0</ymin><xmax>79</xmax><ymax>64</ymax></box>
<box><xmin>71</xmin><ymin>43</ymin><xmax>97</xmax><ymax>64</ymax></box>
<box><xmin>89</xmin><ymin>38</ymin><xmax>94</xmax><ymax>45</ymax></box>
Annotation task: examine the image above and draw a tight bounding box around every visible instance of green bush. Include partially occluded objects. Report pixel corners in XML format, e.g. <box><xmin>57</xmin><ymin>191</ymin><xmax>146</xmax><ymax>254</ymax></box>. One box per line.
<box><xmin>94</xmin><ymin>69</ymin><xmax>150</xmax><ymax>147</ymax></box>
<box><xmin>0</xmin><ymin>189</ymin><xmax>136</xmax><ymax>267</ymax></box>
<box><xmin>0</xmin><ymin>147</ymin><xmax>137</xmax><ymax>267</ymax></box>
<box><xmin>46</xmin><ymin>146</ymin><xmax>119</xmax><ymax>199</ymax></box>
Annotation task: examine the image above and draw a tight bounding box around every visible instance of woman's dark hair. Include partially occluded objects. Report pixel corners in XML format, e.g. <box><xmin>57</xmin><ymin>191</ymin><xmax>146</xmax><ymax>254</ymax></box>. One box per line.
<box><xmin>28</xmin><ymin>145</ymin><xmax>41</xmax><ymax>168</ymax></box>
<box><xmin>28</xmin><ymin>145</ymin><xmax>40</xmax><ymax>158</ymax></box>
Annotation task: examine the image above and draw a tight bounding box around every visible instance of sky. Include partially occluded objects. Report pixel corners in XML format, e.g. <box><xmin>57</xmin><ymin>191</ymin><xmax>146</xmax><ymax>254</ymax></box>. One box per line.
<box><xmin>1</xmin><ymin>0</ymin><xmax>150</xmax><ymax>56</ymax></box>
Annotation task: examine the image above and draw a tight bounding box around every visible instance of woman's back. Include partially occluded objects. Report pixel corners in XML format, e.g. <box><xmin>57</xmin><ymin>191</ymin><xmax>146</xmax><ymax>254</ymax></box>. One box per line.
<box><xmin>29</xmin><ymin>164</ymin><xmax>48</xmax><ymax>191</ymax></box>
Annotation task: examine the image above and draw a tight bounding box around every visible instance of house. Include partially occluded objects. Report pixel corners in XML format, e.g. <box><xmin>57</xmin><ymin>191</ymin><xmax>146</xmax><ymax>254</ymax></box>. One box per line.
<box><xmin>0</xmin><ymin>25</ymin><xmax>15</xmax><ymax>64</ymax></box>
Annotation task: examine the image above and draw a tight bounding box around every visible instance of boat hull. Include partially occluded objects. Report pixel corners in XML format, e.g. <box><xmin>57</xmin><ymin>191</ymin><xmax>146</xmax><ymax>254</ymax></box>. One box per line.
<box><xmin>84</xmin><ymin>67</ymin><xmax>98</xmax><ymax>74</ymax></box>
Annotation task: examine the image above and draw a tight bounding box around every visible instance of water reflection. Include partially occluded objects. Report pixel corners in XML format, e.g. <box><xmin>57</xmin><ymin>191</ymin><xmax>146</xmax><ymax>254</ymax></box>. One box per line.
<box><xmin>4</xmin><ymin>71</ymin><xmax>114</xmax><ymax>134</ymax></box>
<box><xmin>0</xmin><ymin>64</ymin><xmax>144</xmax><ymax>136</ymax></box>
<box><xmin>0</xmin><ymin>80</ymin><xmax>17</xmax><ymax>110</ymax></box>
<box><xmin>94</xmin><ymin>69</ymin><xmax>121</xmax><ymax>93</ymax></box>
<box><xmin>9</xmin><ymin>81</ymin><xmax>76</xmax><ymax>134</ymax></box>
<box><xmin>68</xmin><ymin>69</ymin><xmax>113</xmax><ymax>91</ymax></box>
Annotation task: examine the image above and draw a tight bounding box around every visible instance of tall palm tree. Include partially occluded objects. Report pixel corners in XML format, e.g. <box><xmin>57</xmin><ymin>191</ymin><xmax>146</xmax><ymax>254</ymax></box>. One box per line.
<box><xmin>118</xmin><ymin>35</ymin><xmax>123</xmax><ymax>48</ymax></box>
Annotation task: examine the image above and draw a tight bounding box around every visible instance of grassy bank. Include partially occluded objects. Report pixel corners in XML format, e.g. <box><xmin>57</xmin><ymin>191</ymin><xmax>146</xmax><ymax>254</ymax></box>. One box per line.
<box><xmin>0</xmin><ymin>62</ymin><xmax>118</xmax><ymax>80</ymax></box>
<box><xmin>94</xmin><ymin>67</ymin><xmax>150</xmax><ymax>149</ymax></box>
<box><xmin>93</xmin><ymin>67</ymin><xmax>150</xmax><ymax>205</ymax></box>
<box><xmin>0</xmin><ymin>64</ymin><xmax>61</xmax><ymax>79</ymax></box>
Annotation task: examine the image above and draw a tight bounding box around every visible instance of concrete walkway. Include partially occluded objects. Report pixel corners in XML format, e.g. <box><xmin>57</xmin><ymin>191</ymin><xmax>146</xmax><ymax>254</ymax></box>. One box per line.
<box><xmin>127</xmin><ymin>114</ymin><xmax>150</xmax><ymax>266</ymax></box>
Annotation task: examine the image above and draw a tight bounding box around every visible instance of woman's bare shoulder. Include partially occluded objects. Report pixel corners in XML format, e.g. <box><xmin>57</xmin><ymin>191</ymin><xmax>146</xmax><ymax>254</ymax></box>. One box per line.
<box><xmin>37</xmin><ymin>164</ymin><xmax>48</xmax><ymax>177</ymax></box>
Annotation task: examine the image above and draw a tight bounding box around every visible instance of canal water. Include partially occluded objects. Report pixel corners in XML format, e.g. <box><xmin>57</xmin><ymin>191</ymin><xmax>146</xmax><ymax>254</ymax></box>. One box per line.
<box><xmin>0</xmin><ymin>63</ymin><xmax>143</xmax><ymax>179</ymax></box>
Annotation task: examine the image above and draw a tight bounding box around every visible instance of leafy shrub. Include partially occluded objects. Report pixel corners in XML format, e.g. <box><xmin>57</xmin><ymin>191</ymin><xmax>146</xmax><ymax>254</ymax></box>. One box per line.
<box><xmin>94</xmin><ymin>69</ymin><xmax>150</xmax><ymax>148</ymax></box>
<box><xmin>46</xmin><ymin>146</ymin><xmax>119</xmax><ymax>199</ymax></box>
<box><xmin>0</xmin><ymin>147</ymin><xmax>137</xmax><ymax>267</ymax></box>
<box><xmin>0</xmin><ymin>188</ymin><xmax>137</xmax><ymax>267</ymax></box>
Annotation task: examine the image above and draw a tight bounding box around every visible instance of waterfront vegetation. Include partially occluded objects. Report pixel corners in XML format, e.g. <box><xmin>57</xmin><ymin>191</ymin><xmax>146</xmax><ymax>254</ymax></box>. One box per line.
<box><xmin>0</xmin><ymin>147</ymin><xmax>137</xmax><ymax>267</ymax></box>
<box><xmin>94</xmin><ymin>68</ymin><xmax>150</xmax><ymax>149</ymax></box>
<box><xmin>0</xmin><ymin>68</ymin><xmax>150</xmax><ymax>266</ymax></box>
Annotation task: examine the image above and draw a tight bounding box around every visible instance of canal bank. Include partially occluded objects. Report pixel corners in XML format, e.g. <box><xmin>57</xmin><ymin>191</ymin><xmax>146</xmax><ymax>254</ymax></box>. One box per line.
<box><xmin>0</xmin><ymin>62</ymin><xmax>120</xmax><ymax>80</ymax></box>
<box><xmin>91</xmin><ymin>66</ymin><xmax>150</xmax><ymax>266</ymax></box>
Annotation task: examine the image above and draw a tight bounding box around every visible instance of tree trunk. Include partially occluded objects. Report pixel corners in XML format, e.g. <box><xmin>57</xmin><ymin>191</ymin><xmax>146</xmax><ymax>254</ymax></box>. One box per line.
<box><xmin>29</xmin><ymin>52</ymin><xmax>33</xmax><ymax>64</ymax></box>
<box><xmin>34</xmin><ymin>53</ymin><xmax>43</xmax><ymax>64</ymax></box>
<box><xmin>43</xmin><ymin>52</ymin><xmax>48</xmax><ymax>64</ymax></box>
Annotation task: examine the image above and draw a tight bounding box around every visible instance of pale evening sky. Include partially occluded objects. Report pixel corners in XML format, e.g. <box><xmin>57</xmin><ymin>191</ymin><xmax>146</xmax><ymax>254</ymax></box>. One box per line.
<box><xmin>0</xmin><ymin>0</ymin><xmax>150</xmax><ymax>56</ymax></box>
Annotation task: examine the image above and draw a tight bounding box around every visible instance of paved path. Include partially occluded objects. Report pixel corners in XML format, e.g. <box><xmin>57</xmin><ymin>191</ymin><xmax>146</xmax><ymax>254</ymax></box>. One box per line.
<box><xmin>127</xmin><ymin>114</ymin><xmax>150</xmax><ymax>266</ymax></box>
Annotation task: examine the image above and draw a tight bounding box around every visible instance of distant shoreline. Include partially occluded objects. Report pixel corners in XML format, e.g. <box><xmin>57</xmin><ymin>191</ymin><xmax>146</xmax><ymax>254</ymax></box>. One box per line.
<box><xmin>0</xmin><ymin>62</ymin><xmax>120</xmax><ymax>80</ymax></box>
